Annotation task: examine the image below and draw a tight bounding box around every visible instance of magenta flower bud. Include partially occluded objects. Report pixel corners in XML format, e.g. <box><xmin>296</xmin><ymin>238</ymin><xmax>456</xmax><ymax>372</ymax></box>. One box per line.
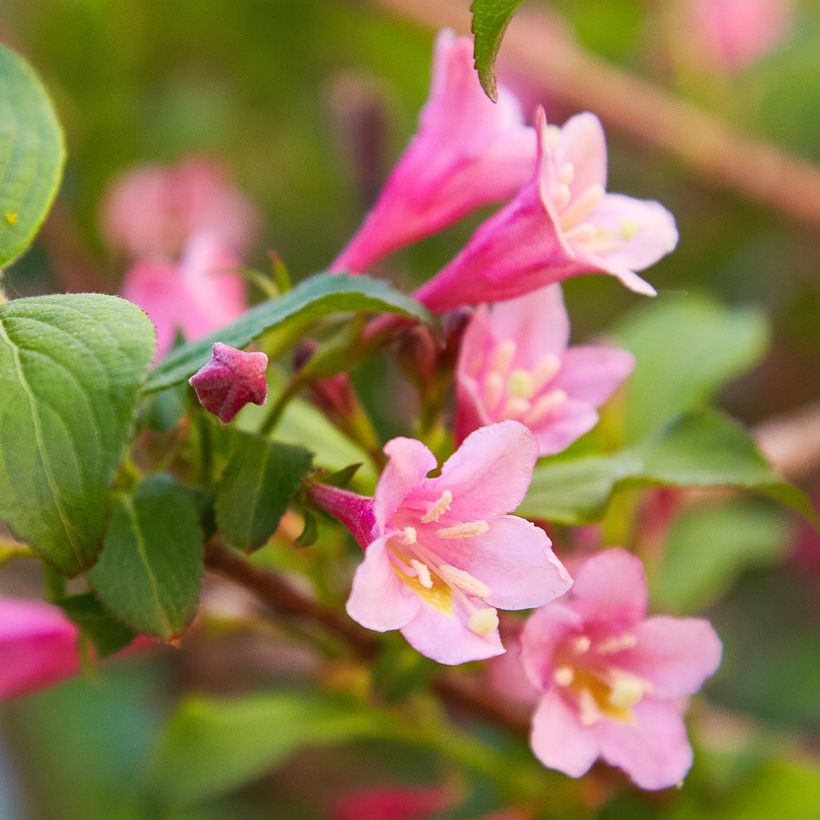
<box><xmin>309</xmin><ymin>483</ymin><xmax>376</xmax><ymax>549</ymax></box>
<box><xmin>189</xmin><ymin>342</ymin><xmax>268</xmax><ymax>423</ymax></box>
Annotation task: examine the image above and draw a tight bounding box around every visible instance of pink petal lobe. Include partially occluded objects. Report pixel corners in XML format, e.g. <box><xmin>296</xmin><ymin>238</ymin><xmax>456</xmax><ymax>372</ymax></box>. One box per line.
<box><xmin>438</xmin><ymin>515</ymin><xmax>572</xmax><ymax>610</ymax></box>
<box><xmin>374</xmin><ymin>438</ymin><xmax>437</xmax><ymax>530</ymax></box>
<box><xmin>554</xmin><ymin>113</ymin><xmax>608</xmax><ymax>198</ymax></box>
<box><xmin>530</xmin><ymin>690</ymin><xmax>599</xmax><ymax>777</ymax></box>
<box><xmin>570</xmin><ymin>548</ymin><xmax>647</xmax><ymax>631</ymax></box>
<box><xmin>617</xmin><ymin>616</ymin><xmax>722</xmax><ymax>699</ymax></box>
<box><xmin>552</xmin><ymin>346</ymin><xmax>635</xmax><ymax>406</ymax></box>
<box><xmin>346</xmin><ymin>537</ymin><xmax>420</xmax><ymax>631</ymax></box>
<box><xmin>434</xmin><ymin>421</ymin><xmax>539</xmax><ymax>519</ymax></box>
<box><xmin>400</xmin><ymin>600</ymin><xmax>504</xmax><ymax>665</ymax></box>
<box><xmin>530</xmin><ymin>398</ymin><xmax>599</xmax><ymax>457</ymax></box>
<box><xmin>520</xmin><ymin>603</ymin><xmax>582</xmax><ymax>692</ymax></box>
<box><xmin>596</xmin><ymin>699</ymin><xmax>693</xmax><ymax>790</ymax></box>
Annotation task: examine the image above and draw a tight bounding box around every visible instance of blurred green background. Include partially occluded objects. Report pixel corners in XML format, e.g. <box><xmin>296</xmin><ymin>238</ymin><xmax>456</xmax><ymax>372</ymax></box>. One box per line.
<box><xmin>2</xmin><ymin>0</ymin><xmax>820</xmax><ymax>817</ymax></box>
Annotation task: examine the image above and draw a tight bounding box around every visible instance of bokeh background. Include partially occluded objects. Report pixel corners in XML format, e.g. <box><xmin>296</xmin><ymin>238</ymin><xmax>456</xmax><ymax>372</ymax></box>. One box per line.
<box><xmin>1</xmin><ymin>0</ymin><xmax>820</xmax><ymax>817</ymax></box>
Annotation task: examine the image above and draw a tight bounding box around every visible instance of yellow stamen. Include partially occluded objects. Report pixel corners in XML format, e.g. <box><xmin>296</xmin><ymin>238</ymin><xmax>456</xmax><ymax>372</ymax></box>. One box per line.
<box><xmin>489</xmin><ymin>340</ymin><xmax>516</xmax><ymax>375</ymax></box>
<box><xmin>421</xmin><ymin>490</ymin><xmax>452</xmax><ymax>524</ymax></box>
<box><xmin>438</xmin><ymin>564</ymin><xmax>491</xmax><ymax>598</ymax></box>
<box><xmin>553</xmin><ymin>665</ymin><xmax>575</xmax><ymax>686</ymax></box>
<box><xmin>468</xmin><ymin>607</ymin><xmax>499</xmax><ymax>636</ymax></box>
<box><xmin>507</xmin><ymin>369</ymin><xmax>535</xmax><ymax>400</ymax></box>
<box><xmin>436</xmin><ymin>520</ymin><xmax>490</xmax><ymax>539</ymax></box>
<box><xmin>409</xmin><ymin>558</ymin><xmax>433</xmax><ymax>589</ymax></box>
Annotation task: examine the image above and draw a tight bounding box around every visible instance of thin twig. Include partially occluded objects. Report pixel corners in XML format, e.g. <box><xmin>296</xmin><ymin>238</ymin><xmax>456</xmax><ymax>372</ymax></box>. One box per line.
<box><xmin>368</xmin><ymin>0</ymin><xmax>820</xmax><ymax>228</ymax></box>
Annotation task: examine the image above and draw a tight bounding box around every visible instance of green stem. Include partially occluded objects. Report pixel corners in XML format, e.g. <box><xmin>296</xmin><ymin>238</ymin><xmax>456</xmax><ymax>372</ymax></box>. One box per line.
<box><xmin>257</xmin><ymin>376</ymin><xmax>305</xmax><ymax>437</ymax></box>
<box><xmin>0</xmin><ymin>540</ymin><xmax>36</xmax><ymax>565</ymax></box>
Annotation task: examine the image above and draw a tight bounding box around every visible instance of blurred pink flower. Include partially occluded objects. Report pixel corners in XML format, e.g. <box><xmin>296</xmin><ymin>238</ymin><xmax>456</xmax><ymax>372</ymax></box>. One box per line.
<box><xmin>415</xmin><ymin>108</ymin><xmax>678</xmax><ymax>312</ymax></box>
<box><xmin>121</xmin><ymin>230</ymin><xmax>247</xmax><ymax>357</ymax></box>
<box><xmin>332</xmin><ymin>785</ymin><xmax>452</xmax><ymax>820</ymax></box>
<box><xmin>316</xmin><ymin>421</ymin><xmax>572</xmax><ymax>665</ymax></box>
<box><xmin>685</xmin><ymin>0</ymin><xmax>793</xmax><ymax>74</ymax></box>
<box><xmin>330</xmin><ymin>29</ymin><xmax>535</xmax><ymax>274</ymax></box>
<box><xmin>101</xmin><ymin>156</ymin><xmax>258</xmax><ymax>261</ymax></box>
<box><xmin>520</xmin><ymin>548</ymin><xmax>721</xmax><ymax>790</ymax></box>
<box><xmin>189</xmin><ymin>342</ymin><xmax>268</xmax><ymax>423</ymax></box>
<box><xmin>456</xmin><ymin>285</ymin><xmax>634</xmax><ymax>455</ymax></box>
<box><xmin>0</xmin><ymin>596</ymin><xmax>80</xmax><ymax>699</ymax></box>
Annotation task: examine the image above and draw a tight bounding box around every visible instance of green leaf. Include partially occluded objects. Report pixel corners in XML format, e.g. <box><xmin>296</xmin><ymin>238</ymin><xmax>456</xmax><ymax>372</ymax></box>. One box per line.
<box><xmin>148</xmin><ymin>691</ymin><xmax>392</xmax><ymax>807</ymax></box>
<box><xmin>57</xmin><ymin>592</ymin><xmax>136</xmax><ymax>658</ymax></box>
<box><xmin>89</xmin><ymin>474</ymin><xmax>203</xmax><ymax>639</ymax></box>
<box><xmin>0</xmin><ymin>45</ymin><xmax>66</xmax><ymax>268</ymax></box>
<box><xmin>653</xmin><ymin>502</ymin><xmax>792</xmax><ymax>613</ymax></box>
<box><xmin>216</xmin><ymin>431</ymin><xmax>312</xmax><ymax>552</ymax></box>
<box><xmin>0</xmin><ymin>294</ymin><xmax>156</xmax><ymax>575</ymax></box>
<box><xmin>613</xmin><ymin>295</ymin><xmax>768</xmax><ymax>443</ymax></box>
<box><xmin>146</xmin><ymin>273</ymin><xmax>433</xmax><ymax>393</ymax></box>
<box><xmin>519</xmin><ymin>409</ymin><xmax>810</xmax><ymax>524</ymax></box>
<box><xmin>470</xmin><ymin>0</ymin><xmax>524</xmax><ymax>101</ymax></box>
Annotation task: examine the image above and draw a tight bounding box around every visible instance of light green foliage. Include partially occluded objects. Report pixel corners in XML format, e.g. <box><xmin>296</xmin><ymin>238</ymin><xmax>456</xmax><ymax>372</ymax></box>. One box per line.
<box><xmin>148</xmin><ymin>691</ymin><xmax>393</xmax><ymax>807</ymax></box>
<box><xmin>146</xmin><ymin>273</ymin><xmax>434</xmax><ymax>393</ymax></box>
<box><xmin>216</xmin><ymin>431</ymin><xmax>313</xmax><ymax>552</ymax></box>
<box><xmin>470</xmin><ymin>0</ymin><xmax>524</xmax><ymax>101</ymax></box>
<box><xmin>0</xmin><ymin>294</ymin><xmax>155</xmax><ymax>575</ymax></box>
<box><xmin>0</xmin><ymin>44</ymin><xmax>65</xmax><ymax>268</ymax></box>
<box><xmin>520</xmin><ymin>409</ymin><xmax>809</xmax><ymax>523</ymax></box>
<box><xmin>89</xmin><ymin>475</ymin><xmax>203</xmax><ymax>639</ymax></box>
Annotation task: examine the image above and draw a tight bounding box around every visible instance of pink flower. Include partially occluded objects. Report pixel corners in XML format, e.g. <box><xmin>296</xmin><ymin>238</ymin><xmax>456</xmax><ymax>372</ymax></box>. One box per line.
<box><xmin>324</xmin><ymin>421</ymin><xmax>572</xmax><ymax>665</ymax></box>
<box><xmin>415</xmin><ymin>109</ymin><xmax>678</xmax><ymax>312</ymax></box>
<box><xmin>520</xmin><ymin>549</ymin><xmax>721</xmax><ymax>790</ymax></box>
<box><xmin>189</xmin><ymin>342</ymin><xmax>268</xmax><ymax>423</ymax></box>
<box><xmin>101</xmin><ymin>156</ymin><xmax>258</xmax><ymax>261</ymax></box>
<box><xmin>332</xmin><ymin>785</ymin><xmax>452</xmax><ymax>820</ymax></box>
<box><xmin>0</xmin><ymin>596</ymin><xmax>80</xmax><ymax>699</ymax></box>
<box><xmin>329</xmin><ymin>29</ymin><xmax>535</xmax><ymax>274</ymax></box>
<box><xmin>122</xmin><ymin>230</ymin><xmax>247</xmax><ymax>357</ymax></box>
<box><xmin>456</xmin><ymin>285</ymin><xmax>634</xmax><ymax>456</ymax></box>
<box><xmin>685</xmin><ymin>0</ymin><xmax>793</xmax><ymax>74</ymax></box>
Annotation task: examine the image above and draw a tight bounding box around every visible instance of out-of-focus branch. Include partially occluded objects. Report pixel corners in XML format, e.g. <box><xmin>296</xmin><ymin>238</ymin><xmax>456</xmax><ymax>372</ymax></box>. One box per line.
<box><xmin>755</xmin><ymin>401</ymin><xmax>820</xmax><ymax>481</ymax></box>
<box><xmin>369</xmin><ymin>0</ymin><xmax>820</xmax><ymax>228</ymax></box>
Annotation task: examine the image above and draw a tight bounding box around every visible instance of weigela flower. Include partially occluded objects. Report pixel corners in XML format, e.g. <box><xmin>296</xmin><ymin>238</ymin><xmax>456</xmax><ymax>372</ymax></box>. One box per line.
<box><xmin>122</xmin><ymin>230</ymin><xmax>247</xmax><ymax>357</ymax></box>
<box><xmin>341</xmin><ymin>421</ymin><xmax>572</xmax><ymax>665</ymax></box>
<box><xmin>329</xmin><ymin>29</ymin><xmax>535</xmax><ymax>274</ymax></box>
<box><xmin>456</xmin><ymin>285</ymin><xmax>634</xmax><ymax>455</ymax></box>
<box><xmin>415</xmin><ymin>108</ymin><xmax>678</xmax><ymax>312</ymax></box>
<box><xmin>102</xmin><ymin>155</ymin><xmax>258</xmax><ymax>261</ymax></box>
<box><xmin>189</xmin><ymin>342</ymin><xmax>268</xmax><ymax>423</ymax></box>
<box><xmin>520</xmin><ymin>548</ymin><xmax>721</xmax><ymax>790</ymax></box>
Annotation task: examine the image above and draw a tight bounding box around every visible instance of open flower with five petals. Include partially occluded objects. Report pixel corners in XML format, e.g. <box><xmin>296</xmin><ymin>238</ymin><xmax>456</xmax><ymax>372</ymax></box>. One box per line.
<box><xmin>456</xmin><ymin>285</ymin><xmax>634</xmax><ymax>455</ymax></box>
<box><xmin>415</xmin><ymin>108</ymin><xmax>678</xmax><ymax>312</ymax></box>
<box><xmin>520</xmin><ymin>548</ymin><xmax>721</xmax><ymax>790</ymax></box>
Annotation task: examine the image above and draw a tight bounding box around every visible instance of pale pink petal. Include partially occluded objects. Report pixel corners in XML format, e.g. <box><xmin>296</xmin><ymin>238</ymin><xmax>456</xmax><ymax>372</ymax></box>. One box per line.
<box><xmin>617</xmin><ymin>616</ymin><xmax>722</xmax><ymax>699</ymax></box>
<box><xmin>346</xmin><ymin>537</ymin><xmax>420</xmax><ymax>631</ymax></box>
<box><xmin>570</xmin><ymin>549</ymin><xmax>647</xmax><ymax>631</ymax></box>
<box><xmin>520</xmin><ymin>603</ymin><xmax>582</xmax><ymax>691</ymax></box>
<box><xmin>585</xmin><ymin>193</ymin><xmax>678</xmax><ymax>274</ymax></box>
<box><xmin>487</xmin><ymin>632</ymin><xmax>540</xmax><ymax>708</ymax></box>
<box><xmin>433</xmin><ymin>421</ymin><xmax>538</xmax><ymax>518</ymax></box>
<box><xmin>554</xmin><ymin>113</ymin><xmax>607</xmax><ymax>199</ymax></box>
<box><xmin>489</xmin><ymin>285</ymin><xmax>570</xmax><ymax>367</ymax></box>
<box><xmin>595</xmin><ymin>699</ymin><xmax>693</xmax><ymax>790</ymax></box>
<box><xmin>438</xmin><ymin>515</ymin><xmax>571</xmax><ymax>610</ymax></box>
<box><xmin>374</xmin><ymin>438</ymin><xmax>437</xmax><ymax>530</ymax></box>
<box><xmin>530</xmin><ymin>398</ymin><xmax>599</xmax><ymax>457</ymax></box>
<box><xmin>400</xmin><ymin>599</ymin><xmax>504</xmax><ymax>665</ymax></box>
<box><xmin>530</xmin><ymin>690</ymin><xmax>599</xmax><ymax>777</ymax></box>
<box><xmin>552</xmin><ymin>346</ymin><xmax>634</xmax><ymax>406</ymax></box>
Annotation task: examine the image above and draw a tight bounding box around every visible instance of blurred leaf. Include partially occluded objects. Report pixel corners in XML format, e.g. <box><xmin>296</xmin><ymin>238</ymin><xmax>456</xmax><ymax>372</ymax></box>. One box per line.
<box><xmin>520</xmin><ymin>409</ymin><xmax>810</xmax><ymax>523</ymax></box>
<box><xmin>146</xmin><ymin>273</ymin><xmax>433</xmax><ymax>393</ymax></box>
<box><xmin>470</xmin><ymin>0</ymin><xmax>523</xmax><ymax>101</ymax></box>
<box><xmin>613</xmin><ymin>295</ymin><xmax>768</xmax><ymax>443</ymax></box>
<box><xmin>89</xmin><ymin>474</ymin><xmax>203</xmax><ymax>639</ymax></box>
<box><xmin>294</xmin><ymin>508</ymin><xmax>319</xmax><ymax>547</ymax></box>
<box><xmin>57</xmin><ymin>592</ymin><xmax>136</xmax><ymax>658</ymax></box>
<box><xmin>654</xmin><ymin>502</ymin><xmax>792</xmax><ymax>613</ymax></box>
<box><xmin>0</xmin><ymin>294</ymin><xmax>156</xmax><ymax>575</ymax></box>
<box><xmin>216</xmin><ymin>431</ymin><xmax>312</xmax><ymax>552</ymax></box>
<box><xmin>148</xmin><ymin>691</ymin><xmax>394</xmax><ymax>807</ymax></box>
<box><xmin>0</xmin><ymin>44</ymin><xmax>65</xmax><ymax>268</ymax></box>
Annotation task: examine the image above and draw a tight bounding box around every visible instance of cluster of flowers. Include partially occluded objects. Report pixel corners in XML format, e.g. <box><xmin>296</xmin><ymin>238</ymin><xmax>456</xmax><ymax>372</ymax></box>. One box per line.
<box><xmin>2</xmin><ymin>30</ymin><xmax>721</xmax><ymax>794</ymax></box>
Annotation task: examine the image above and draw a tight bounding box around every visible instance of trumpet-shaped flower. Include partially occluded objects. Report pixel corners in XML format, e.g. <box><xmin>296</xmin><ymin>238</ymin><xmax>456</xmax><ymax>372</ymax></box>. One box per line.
<box><xmin>415</xmin><ymin>109</ymin><xmax>678</xmax><ymax>312</ymax></box>
<box><xmin>456</xmin><ymin>285</ymin><xmax>634</xmax><ymax>455</ymax></box>
<box><xmin>520</xmin><ymin>549</ymin><xmax>721</xmax><ymax>790</ymax></box>
<box><xmin>122</xmin><ymin>230</ymin><xmax>247</xmax><ymax>358</ymax></box>
<box><xmin>317</xmin><ymin>421</ymin><xmax>572</xmax><ymax>665</ymax></box>
<box><xmin>329</xmin><ymin>29</ymin><xmax>535</xmax><ymax>274</ymax></box>
<box><xmin>189</xmin><ymin>342</ymin><xmax>268</xmax><ymax>423</ymax></box>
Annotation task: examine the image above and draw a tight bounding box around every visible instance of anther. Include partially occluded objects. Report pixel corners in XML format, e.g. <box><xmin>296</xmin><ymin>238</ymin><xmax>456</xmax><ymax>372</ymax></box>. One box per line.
<box><xmin>532</xmin><ymin>355</ymin><xmax>561</xmax><ymax>392</ymax></box>
<box><xmin>402</xmin><ymin>526</ymin><xmax>418</xmax><ymax>544</ymax></box>
<box><xmin>555</xmin><ymin>184</ymin><xmax>572</xmax><ymax>211</ymax></box>
<box><xmin>489</xmin><ymin>340</ymin><xmax>516</xmax><ymax>375</ymax></box>
<box><xmin>438</xmin><ymin>564</ymin><xmax>491</xmax><ymax>598</ymax></box>
<box><xmin>559</xmin><ymin>183</ymin><xmax>605</xmax><ymax>231</ymax></box>
<box><xmin>506</xmin><ymin>369</ymin><xmax>535</xmax><ymax>400</ymax></box>
<box><xmin>482</xmin><ymin>372</ymin><xmax>504</xmax><ymax>409</ymax></box>
<box><xmin>409</xmin><ymin>558</ymin><xmax>433</xmax><ymax>589</ymax></box>
<box><xmin>436</xmin><ymin>520</ymin><xmax>490</xmax><ymax>539</ymax></box>
<box><xmin>573</xmin><ymin>636</ymin><xmax>591</xmax><ymax>654</ymax></box>
<box><xmin>421</xmin><ymin>490</ymin><xmax>453</xmax><ymax>524</ymax></box>
<box><xmin>468</xmin><ymin>607</ymin><xmax>499</xmax><ymax>636</ymax></box>
<box><xmin>596</xmin><ymin>633</ymin><xmax>637</xmax><ymax>654</ymax></box>
<box><xmin>558</xmin><ymin>163</ymin><xmax>575</xmax><ymax>186</ymax></box>
<box><xmin>553</xmin><ymin>666</ymin><xmax>575</xmax><ymax>687</ymax></box>
<box><xmin>522</xmin><ymin>389</ymin><xmax>567</xmax><ymax>427</ymax></box>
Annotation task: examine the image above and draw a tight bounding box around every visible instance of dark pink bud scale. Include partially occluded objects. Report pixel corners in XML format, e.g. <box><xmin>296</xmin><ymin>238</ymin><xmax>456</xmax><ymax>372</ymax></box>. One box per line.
<box><xmin>189</xmin><ymin>342</ymin><xmax>268</xmax><ymax>423</ymax></box>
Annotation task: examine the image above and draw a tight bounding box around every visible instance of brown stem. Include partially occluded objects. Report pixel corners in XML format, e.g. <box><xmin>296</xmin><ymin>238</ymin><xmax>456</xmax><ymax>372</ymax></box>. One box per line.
<box><xmin>368</xmin><ymin>0</ymin><xmax>820</xmax><ymax>228</ymax></box>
